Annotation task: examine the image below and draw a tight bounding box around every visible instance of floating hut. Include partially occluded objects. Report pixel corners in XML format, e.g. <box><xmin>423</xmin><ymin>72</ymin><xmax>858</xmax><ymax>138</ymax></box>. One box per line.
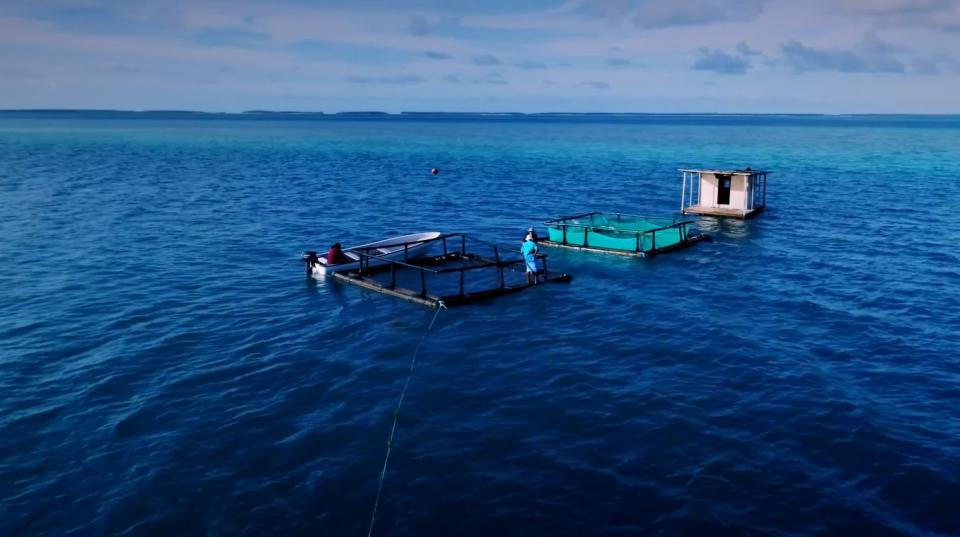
<box><xmin>331</xmin><ymin>233</ymin><xmax>571</xmax><ymax>308</ymax></box>
<box><xmin>679</xmin><ymin>169</ymin><xmax>769</xmax><ymax>218</ymax></box>
<box><xmin>539</xmin><ymin>211</ymin><xmax>707</xmax><ymax>257</ymax></box>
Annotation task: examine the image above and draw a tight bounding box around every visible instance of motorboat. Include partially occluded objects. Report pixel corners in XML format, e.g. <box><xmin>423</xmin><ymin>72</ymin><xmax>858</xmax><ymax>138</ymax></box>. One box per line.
<box><xmin>303</xmin><ymin>232</ymin><xmax>443</xmax><ymax>277</ymax></box>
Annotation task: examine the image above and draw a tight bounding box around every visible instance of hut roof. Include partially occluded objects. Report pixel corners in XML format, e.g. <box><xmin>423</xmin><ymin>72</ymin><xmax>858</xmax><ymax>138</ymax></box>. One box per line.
<box><xmin>679</xmin><ymin>169</ymin><xmax>770</xmax><ymax>175</ymax></box>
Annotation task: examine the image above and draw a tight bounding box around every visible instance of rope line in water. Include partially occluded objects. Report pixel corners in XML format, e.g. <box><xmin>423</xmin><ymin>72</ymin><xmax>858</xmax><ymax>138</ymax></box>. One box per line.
<box><xmin>367</xmin><ymin>301</ymin><xmax>446</xmax><ymax>537</ymax></box>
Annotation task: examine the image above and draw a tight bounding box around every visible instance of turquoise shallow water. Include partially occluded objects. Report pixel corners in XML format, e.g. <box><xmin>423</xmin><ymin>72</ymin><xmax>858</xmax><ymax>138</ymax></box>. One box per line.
<box><xmin>1</xmin><ymin>114</ymin><xmax>960</xmax><ymax>536</ymax></box>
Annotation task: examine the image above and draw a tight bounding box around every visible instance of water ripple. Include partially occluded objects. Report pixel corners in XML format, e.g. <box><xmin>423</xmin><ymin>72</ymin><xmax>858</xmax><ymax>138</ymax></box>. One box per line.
<box><xmin>1</xmin><ymin>117</ymin><xmax>959</xmax><ymax>536</ymax></box>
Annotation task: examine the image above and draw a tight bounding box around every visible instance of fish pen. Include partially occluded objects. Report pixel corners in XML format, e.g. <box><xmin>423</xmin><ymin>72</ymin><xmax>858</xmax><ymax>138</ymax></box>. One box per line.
<box><xmin>540</xmin><ymin>211</ymin><xmax>707</xmax><ymax>257</ymax></box>
<box><xmin>332</xmin><ymin>233</ymin><xmax>572</xmax><ymax>307</ymax></box>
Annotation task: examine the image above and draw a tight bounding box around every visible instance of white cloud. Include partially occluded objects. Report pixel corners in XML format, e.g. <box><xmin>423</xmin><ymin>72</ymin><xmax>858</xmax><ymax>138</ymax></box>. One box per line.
<box><xmin>1</xmin><ymin>0</ymin><xmax>958</xmax><ymax>112</ymax></box>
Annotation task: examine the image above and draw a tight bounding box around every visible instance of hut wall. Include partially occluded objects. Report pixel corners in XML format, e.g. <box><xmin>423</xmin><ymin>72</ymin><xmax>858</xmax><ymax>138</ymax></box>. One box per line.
<box><xmin>699</xmin><ymin>173</ymin><xmax>718</xmax><ymax>207</ymax></box>
<box><xmin>730</xmin><ymin>175</ymin><xmax>748</xmax><ymax>209</ymax></box>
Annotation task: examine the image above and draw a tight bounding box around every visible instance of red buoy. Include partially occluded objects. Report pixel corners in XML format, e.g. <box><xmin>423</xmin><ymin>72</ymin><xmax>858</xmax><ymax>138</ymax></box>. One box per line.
<box><xmin>431</xmin><ymin>168</ymin><xmax>439</xmax><ymax>175</ymax></box>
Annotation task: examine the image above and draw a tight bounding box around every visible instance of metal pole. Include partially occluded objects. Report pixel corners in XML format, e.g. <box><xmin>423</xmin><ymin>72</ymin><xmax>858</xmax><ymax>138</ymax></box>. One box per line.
<box><xmin>695</xmin><ymin>172</ymin><xmax>700</xmax><ymax>206</ymax></box>
<box><xmin>461</xmin><ymin>235</ymin><xmax>466</xmax><ymax>256</ymax></box>
<box><xmin>459</xmin><ymin>269</ymin><xmax>465</xmax><ymax>296</ymax></box>
<box><xmin>420</xmin><ymin>269</ymin><xmax>426</xmax><ymax>297</ymax></box>
<box><xmin>680</xmin><ymin>172</ymin><xmax>687</xmax><ymax>212</ymax></box>
<box><xmin>442</xmin><ymin>236</ymin><xmax>447</xmax><ymax>256</ymax></box>
<box><xmin>390</xmin><ymin>263</ymin><xmax>396</xmax><ymax>288</ymax></box>
<box><xmin>699</xmin><ymin>172</ymin><xmax>704</xmax><ymax>207</ymax></box>
<box><xmin>745</xmin><ymin>175</ymin><xmax>750</xmax><ymax>211</ymax></box>
<box><xmin>651</xmin><ymin>229</ymin><xmax>656</xmax><ymax>253</ymax></box>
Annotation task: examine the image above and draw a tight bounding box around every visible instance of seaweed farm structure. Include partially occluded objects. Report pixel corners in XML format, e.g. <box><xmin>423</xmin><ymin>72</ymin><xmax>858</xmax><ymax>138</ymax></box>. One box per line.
<box><xmin>680</xmin><ymin>168</ymin><xmax>769</xmax><ymax>218</ymax></box>
<box><xmin>539</xmin><ymin>212</ymin><xmax>707</xmax><ymax>257</ymax></box>
<box><xmin>304</xmin><ymin>167</ymin><xmax>773</xmax><ymax>306</ymax></box>
<box><xmin>313</xmin><ymin>233</ymin><xmax>571</xmax><ymax>308</ymax></box>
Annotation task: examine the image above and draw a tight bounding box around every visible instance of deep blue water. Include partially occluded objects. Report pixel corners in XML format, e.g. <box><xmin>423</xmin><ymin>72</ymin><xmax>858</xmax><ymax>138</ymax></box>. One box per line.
<box><xmin>2</xmin><ymin>114</ymin><xmax>960</xmax><ymax>536</ymax></box>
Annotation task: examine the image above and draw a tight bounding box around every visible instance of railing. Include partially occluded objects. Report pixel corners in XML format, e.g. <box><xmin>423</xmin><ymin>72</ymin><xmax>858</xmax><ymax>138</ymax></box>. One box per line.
<box><xmin>544</xmin><ymin>211</ymin><xmax>688</xmax><ymax>228</ymax></box>
<box><xmin>350</xmin><ymin>232</ymin><xmax>466</xmax><ymax>263</ymax></box>
<box><xmin>352</xmin><ymin>233</ymin><xmax>549</xmax><ymax>298</ymax></box>
<box><xmin>543</xmin><ymin>211</ymin><xmax>695</xmax><ymax>254</ymax></box>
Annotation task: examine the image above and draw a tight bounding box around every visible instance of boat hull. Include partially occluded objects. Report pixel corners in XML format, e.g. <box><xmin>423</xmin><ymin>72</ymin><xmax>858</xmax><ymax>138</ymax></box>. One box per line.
<box><xmin>304</xmin><ymin>232</ymin><xmax>442</xmax><ymax>278</ymax></box>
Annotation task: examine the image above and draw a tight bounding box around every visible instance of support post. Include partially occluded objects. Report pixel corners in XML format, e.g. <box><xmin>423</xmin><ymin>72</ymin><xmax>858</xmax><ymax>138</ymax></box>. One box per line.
<box><xmin>494</xmin><ymin>247</ymin><xmax>504</xmax><ymax>288</ymax></box>
<box><xmin>404</xmin><ymin>243</ymin><xmax>409</xmax><ymax>262</ymax></box>
<box><xmin>541</xmin><ymin>255</ymin><xmax>548</xmax><ymax>283</ymax></box>
<box><xmin>420</xmin><ymin>269</ymin><xmax>427</xmax><ymax>297</ymax></box>
<box><xmin>459</xmin><ymin>269</ymin><xmax>465</xmax><ymax>296</ymax></box>
<box><xmin>651</xmin><ymin>229</ymin><xmax>656</xmax><ymax>252</ymax></box>
<box><xmin>461</xmin><ymin>235</ymin><xmax>466</xmax><ymax>255</ymax></box>
<box><xmin>681</xmin><ymin>172</ymin><xmax>687</xmax><ymax>212</ymax></box>
<box><xmin>390</xmin><ymin>263</ymin><xmax>396</xmax><ymax>289</ymax></box>
<box><xmin>755</xmin><ymin>174</ymin><xmax>760</xmax><ymax>209</ymax></box>
<box><xmin>696</xmin><ymin>172</ymin><xmax>701</xmax><ymax>206</ymax></box>
<box><xmin>745</xmin><ymin>175</ymin><xmax>751</xmax><ymax>211</ymax></box>
<box><xmin>442</xmin><ymin>236</ymin><xmax>447</xmax><ymax>256</ymax></box>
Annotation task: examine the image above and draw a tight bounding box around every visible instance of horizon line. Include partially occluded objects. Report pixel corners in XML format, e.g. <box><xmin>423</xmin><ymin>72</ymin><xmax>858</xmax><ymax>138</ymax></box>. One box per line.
<box><xmin>2</xmin><ymin>109</ymin><xmax>960</xmax><ymax>118</ymax></box>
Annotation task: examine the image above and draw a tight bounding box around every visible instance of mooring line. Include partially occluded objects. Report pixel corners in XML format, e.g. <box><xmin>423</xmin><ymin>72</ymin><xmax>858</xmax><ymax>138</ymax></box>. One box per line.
<box><xmin>367</xmin><ymin>300</ymin><xmax>446</xmax><ymax>537</ymax></box>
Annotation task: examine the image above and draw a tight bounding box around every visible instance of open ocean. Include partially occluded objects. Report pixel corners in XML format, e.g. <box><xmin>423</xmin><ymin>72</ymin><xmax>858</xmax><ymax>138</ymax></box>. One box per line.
<box><xmin>1</xmin><ymin>112</ymin><xmax>959</xmax><ymax>536</ymax></box>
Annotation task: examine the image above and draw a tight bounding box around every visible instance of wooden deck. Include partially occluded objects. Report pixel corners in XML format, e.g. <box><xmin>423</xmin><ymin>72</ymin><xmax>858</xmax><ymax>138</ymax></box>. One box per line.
<box><xmin>683</xmin><ymin>205</ymin><xmax>763</xmax><ymax>219</ymax></box>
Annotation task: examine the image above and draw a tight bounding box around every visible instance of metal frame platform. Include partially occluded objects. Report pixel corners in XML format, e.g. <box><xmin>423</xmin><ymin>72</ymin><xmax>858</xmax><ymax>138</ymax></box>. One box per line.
<box><xmin>330</xmin><ymin>234</ymin><xmax>572</xmax><ymax>308</ymax></box>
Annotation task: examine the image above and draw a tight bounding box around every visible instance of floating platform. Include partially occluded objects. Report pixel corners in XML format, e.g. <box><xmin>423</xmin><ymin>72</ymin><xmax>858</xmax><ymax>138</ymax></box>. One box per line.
<box><xmin>332</xmin><ymin>234</ymin><xmax>571</xmax><ymax>308</ymax></box>
<box><xmin>540</xmin><ymin>212</ymin><xmax>707</xmax><ymax>258</ymax></box>
<box><xmin>679</xmin><ymin>169</ymin><xmax>769</xmax><ymax>219</ymax></box>
<box><xmin>682</xmin><ymin>205</ymin><xmax>764</xmax><ymax>218</ymax></box>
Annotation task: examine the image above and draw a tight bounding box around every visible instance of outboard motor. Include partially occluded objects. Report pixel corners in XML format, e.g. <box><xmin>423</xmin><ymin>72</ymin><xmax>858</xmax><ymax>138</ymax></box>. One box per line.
<box><xmin>303</xmin><ymin>251</ymin><xmax>320</xmax><ymax>275</ymax></box>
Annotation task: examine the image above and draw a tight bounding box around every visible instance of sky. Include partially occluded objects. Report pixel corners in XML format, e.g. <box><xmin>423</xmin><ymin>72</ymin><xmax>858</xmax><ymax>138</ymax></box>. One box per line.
<box><xmin>1</xmin><ymin>0</ymin><xmax>960</xmax><ymax>113</ymax></box>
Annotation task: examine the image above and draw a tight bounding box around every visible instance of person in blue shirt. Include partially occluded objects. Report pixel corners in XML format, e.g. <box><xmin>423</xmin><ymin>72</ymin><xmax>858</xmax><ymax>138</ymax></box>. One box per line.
<box><xmin>521</xmin><ymin>230</ymin><xmax>540</xmax><ymax>285</ymax></box>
